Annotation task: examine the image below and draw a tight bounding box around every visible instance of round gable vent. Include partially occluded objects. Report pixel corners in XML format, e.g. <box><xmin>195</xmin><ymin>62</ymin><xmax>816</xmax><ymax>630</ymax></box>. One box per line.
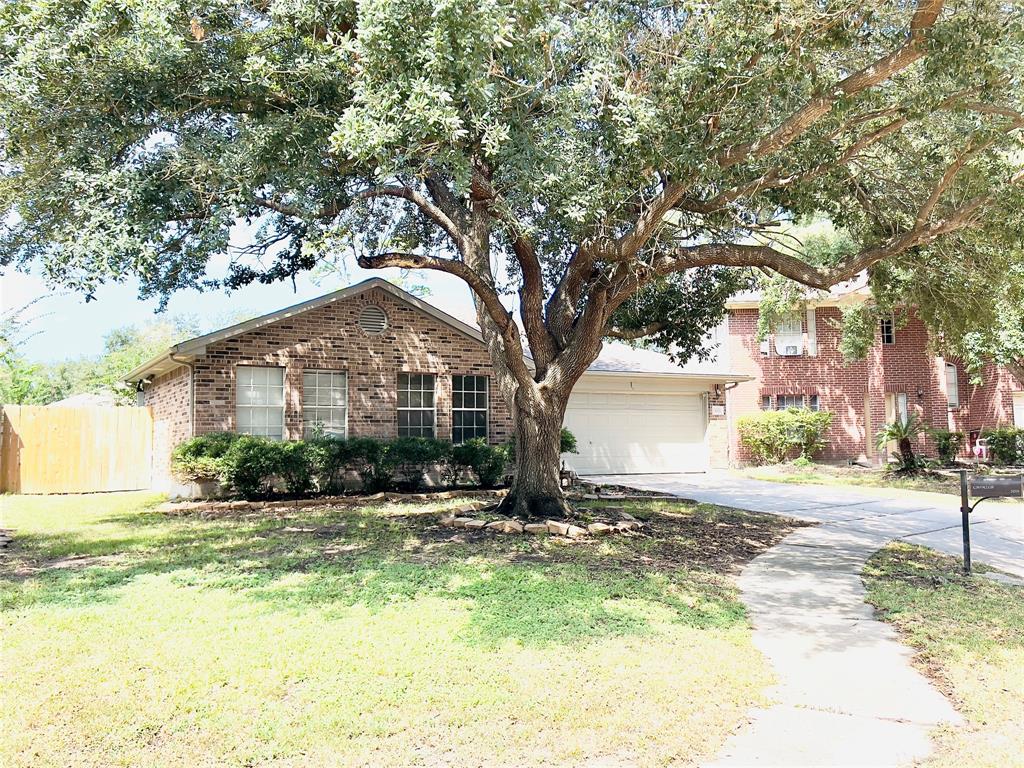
<box><xmin>358</xmin><ymin>304</ymin><xmax>388</xmax><ymax>335</ymax></box>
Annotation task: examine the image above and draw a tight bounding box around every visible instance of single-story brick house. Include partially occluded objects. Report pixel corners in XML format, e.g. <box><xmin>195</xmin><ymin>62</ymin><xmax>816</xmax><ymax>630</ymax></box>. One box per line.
<box><xmin>725</xmin><ymin>281</ymin><xmax>1024</xmax><ymax>463</ymax></box>
<box><xmin>127</xmin><ymin>278</ymin><xmax>749</xmax><ymax>493</ymax></box>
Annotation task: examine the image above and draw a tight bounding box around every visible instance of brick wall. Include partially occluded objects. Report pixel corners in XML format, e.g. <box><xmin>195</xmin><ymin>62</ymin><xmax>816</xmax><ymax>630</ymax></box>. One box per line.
<box><xmin>727</xmin><ymin>307</ymin><xmax>956</xmax><ymax>464</ymax></box>
<box><xmin>186</xmin><ymin>286</ymin><xmax>513</xmax><ymax>444</ymax></box>
<box><xmin>953</xmin><ymin>360</ymin><xmax>1023</xmax><ymax>448</ymax></box>
<box><xmin>144</xmin><ymin>365</ymin><xmax>192</xmax><ymax>491</ymax></box>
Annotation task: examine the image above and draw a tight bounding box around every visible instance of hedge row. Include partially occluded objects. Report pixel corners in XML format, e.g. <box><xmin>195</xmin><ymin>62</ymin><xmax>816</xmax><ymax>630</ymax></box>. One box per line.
<box><xmin>736</xmin><ymin>408</ymin><xmax>834</xmax><ymax>464</ymax></box>
<box><xmin>171</xmin><ymin>430</ymin><xmax>577</xmax><ymax>500</ymax></box>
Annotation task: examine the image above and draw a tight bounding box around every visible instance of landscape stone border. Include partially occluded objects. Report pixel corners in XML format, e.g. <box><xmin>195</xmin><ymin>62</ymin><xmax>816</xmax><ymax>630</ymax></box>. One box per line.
<box><xmin>439</xmin><ymin>505</ymin><xmax>644</xmax><ymax>539</ymax></box>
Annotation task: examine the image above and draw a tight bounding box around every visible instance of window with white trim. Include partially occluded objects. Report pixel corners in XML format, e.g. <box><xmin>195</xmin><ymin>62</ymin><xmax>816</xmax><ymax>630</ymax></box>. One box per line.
<box><xmin>761</xmin><ymin>395</ymin><xmax>772</xmax><ymax>410</ymax></box>
<box><xmin>236</xmin><ymin>366</ymin><xmax>285</xmax><ymax>439</ymax></box>
<box><xmin>302</xmin><ymin>370</ymin><xmax>347</xmax><ymax>438</ymax></box>
<box><xmin>774</xmin><ymin>313</ymin><xmax>804</xmax><ymax>356</ymax></box>
<box><xmin>397</xmin><ymin>373</ymin><xmax>435</xmax><ymax>437</ymax></box>
<box><xmin>880</xmin><ymin>316</ymin><xmax>895</xmax><ymax>345</ymax></box>
<box><xmin>776</xmin><ymin>394</ymin><xmax>805</xmax><ymax>410</ymax></box>
<box><xmin>452</xmin><ymin>375</ymin><xmax>488</xmax><ymax>443</ymax></box>
<box><xmin>945</xmin><ymin>363</ymin><xmax>960</xmax><ymax>409</ymax></box>
<box><xmin>807</xmin><ymin>395</ymin><xmax>820</xmax><ymax>412</ymax></box>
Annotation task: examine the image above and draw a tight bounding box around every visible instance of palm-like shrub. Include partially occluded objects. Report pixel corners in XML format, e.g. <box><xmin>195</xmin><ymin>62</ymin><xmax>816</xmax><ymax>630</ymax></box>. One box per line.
<box><xmin>876</xmin><ymin>413</ymin><xmax>926</xmax><ymax>472</ymax></box>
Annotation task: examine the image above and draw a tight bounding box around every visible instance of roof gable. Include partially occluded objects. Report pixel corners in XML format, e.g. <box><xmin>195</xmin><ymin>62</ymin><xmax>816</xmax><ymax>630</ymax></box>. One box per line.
<box><xmin>124</xmin><ymin>278</ymin><xmax>484</xmax><ymax>382</ymax></box>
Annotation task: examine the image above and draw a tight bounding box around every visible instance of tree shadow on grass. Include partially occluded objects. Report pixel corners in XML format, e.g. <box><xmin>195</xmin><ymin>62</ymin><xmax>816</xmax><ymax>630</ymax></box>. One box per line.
<box><xmin>2</xmin><ymin>503</ymin><xmax>766</xmax><ymax>648</ymax></box>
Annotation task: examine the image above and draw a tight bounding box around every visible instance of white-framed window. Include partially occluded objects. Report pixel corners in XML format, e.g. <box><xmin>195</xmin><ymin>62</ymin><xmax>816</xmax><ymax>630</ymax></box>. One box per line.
<box><xmin>761</xmin><ymin>395</ymin><xmax>772</xmax><ymax>410</ymax></box>
<box><xmin>397</xmin><ymin>373</ymin><xmax>436</xmax><ymax>437</ymax></box>
<box><xmin>302</xmin><ymin>370</ymin><xmax>347</xmax><ymax>438</ymax></box>
<box><xmin>808</xmin><ymin>394</ymin><xmax>820</xmax><ymax>412</ymax></box>
<box><xmin>945</xmin><ymin>363</ymin><xmax>960</xmax><ymax>409</ymax></box>
<box><xmin>236</xmin><ymin>365</ymin><xmax>285</xmax><ymax>440</ymax></box>
<box><xmin>452</xmin><ymin>375</ymin><xmax>488</xmax><ymax>443</ymax></box>
<box><xmin>776</xmin><ymin>394</ymin><xmax>805</xmax><ymax>410</ymax></box>
<box><xmin>880</xmin><ymin>316</ymin><xmax>895</xmax><ymax>345</ymax></box>
<box><xmin>774</xmin><ymin>313</ymin><xmax>804</xmax><ymax>356</ymax></box>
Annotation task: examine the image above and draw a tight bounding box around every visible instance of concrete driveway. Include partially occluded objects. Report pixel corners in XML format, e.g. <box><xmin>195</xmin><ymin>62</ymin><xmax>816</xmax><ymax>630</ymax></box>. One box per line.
<box><xmin>588</xmin><ymin>471</ymin><xmax>1024</xmax><ymax>577</ymax></box>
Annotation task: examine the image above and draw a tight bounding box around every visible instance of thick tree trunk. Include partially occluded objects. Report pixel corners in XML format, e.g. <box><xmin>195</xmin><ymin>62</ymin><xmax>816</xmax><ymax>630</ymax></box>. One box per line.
<box><xmin>498</xmin><ymin>385</ymin><xmax>574</xmax><ymax>519</ymax></box>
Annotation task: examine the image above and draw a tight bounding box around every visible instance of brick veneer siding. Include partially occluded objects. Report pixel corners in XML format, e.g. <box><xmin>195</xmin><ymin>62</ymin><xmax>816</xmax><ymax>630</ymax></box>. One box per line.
<box><xmin>144</xmin><ymin>365</ymin><xmax>192</xmax><ymax>491</ymax></box>
<box><xmin>186</xmin><ymin>286</ymin><xmax>514</xmax><ymax>444</ymax></box>
<box><xmin>953</xmin><ymin>361</ymin><xmax>1023</xmax><ymax>447</ymax></box>
<box><xmin>727</xmin><ymin>307</ymin><xmax>957</xmax><ymax>464</ymax></box>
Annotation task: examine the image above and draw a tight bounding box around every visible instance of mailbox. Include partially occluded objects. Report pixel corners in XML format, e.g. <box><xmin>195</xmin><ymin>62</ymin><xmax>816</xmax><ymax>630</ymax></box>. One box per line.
<box><xmin>969</xmin><ymin>475</ymin><xmax>1023</xmax><ymax>499</ymax></box>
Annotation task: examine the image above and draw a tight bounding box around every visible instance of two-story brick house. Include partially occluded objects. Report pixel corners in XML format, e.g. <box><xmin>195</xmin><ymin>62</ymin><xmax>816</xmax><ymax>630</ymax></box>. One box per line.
<box><xmin>724</xmin><ymin>282</ymin><xmax>1024</xmax><ymax>464</ymax></box>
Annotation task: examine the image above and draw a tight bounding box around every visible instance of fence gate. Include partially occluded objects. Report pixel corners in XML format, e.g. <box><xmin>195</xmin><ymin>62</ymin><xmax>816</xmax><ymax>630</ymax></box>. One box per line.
<box><xmin>0</xmin><ymin>405</ymin><xmax>153</xmax><ymax>494</ymax></box>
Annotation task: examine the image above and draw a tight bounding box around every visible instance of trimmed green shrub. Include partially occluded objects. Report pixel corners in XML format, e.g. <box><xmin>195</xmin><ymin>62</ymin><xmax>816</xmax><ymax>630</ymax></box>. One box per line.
<box><xmin>170</xmin><ymin>432</ymin><xmax>240</xmax><ymax>482</ymax></box>
<box><xmin>738</xmin><ymin>409</ymin><xmax>834</xmax><ymax>464</ymax></box>
<box><xmin>929</xmin><ymin>428</ymin><xmax>964</xmax><ymax>465</ymax></box>
<box><xmin>452</xmin><ymin>438</ymin><xmax>508</xmax><ymax>488</ymax></box>
<box><xmin>345</xmin><ymin>436</ymin><xmax>394</xmax><ymax>492</ymax></box>
<box><xmin>306</xmin><ymin>436</ymin><xmax>354</xmax><ymax>493</ymax></box>
<box><xmin>982</xmin><ymin>427</ymin><xmax>1024</xmax><ymax>465</ymax></box>
<box><xmin>559</xmin><ymin>427</ymin><xmax>578</xmax><ymax>455</ymax></box>
<box><xmin>277</xmin><ymin>440</ymin><xmax>314</xmax><ymax>495</ymax></box>
<box><xmin>389</xmin><ymin>437</ymin><xmax>451</xmax><ymax>491</ymax></box>
<box><xmin>218</xmin><ymin>435</ymin><xmax>286</xmax><ymax>499</ymax></box>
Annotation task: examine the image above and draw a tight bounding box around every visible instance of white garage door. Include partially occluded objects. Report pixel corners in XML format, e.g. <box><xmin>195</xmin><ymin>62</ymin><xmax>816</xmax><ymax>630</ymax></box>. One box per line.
<box><xmin>1014</xmin><ymin>392</ymin><xmax>1024</xmax><ymax>427</ymax></box>
<box><xmin>564</xmin><ymin>391</ymin><xmax>708</xmax><ymax>474</ymax></box>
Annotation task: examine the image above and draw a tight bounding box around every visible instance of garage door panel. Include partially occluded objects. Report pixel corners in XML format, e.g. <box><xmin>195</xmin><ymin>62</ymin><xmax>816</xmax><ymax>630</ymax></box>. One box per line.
<box><xmin>564</xmin><ymin>391</ymin><xmax>708</xmax><ymax>474</ymax></box>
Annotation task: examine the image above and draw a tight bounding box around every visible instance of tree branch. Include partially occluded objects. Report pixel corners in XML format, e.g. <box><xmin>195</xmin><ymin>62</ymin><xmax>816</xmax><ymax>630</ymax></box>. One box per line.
<box><xmin>356</xmin><ymin>186</ymin><xmax>469</xmax><ymax>252</ymax></box>
<box><xmin>607</xmin><ymin>0</ymin><xmax>945</xmax><ymax>264</ymax></box>
<box><xmin>606</xmin><ymin>322</ymin><xmax>667</xmax><ymax>340</ymax></box>
<box><xmin>718</xmin><ymin>0</ymin><xmax>945</xmax><ymax>168</ymax></box>
<box><xmin>356</xmin><ymin>251</ymin><xmax>512</xmax><ymax>332</ymax></box>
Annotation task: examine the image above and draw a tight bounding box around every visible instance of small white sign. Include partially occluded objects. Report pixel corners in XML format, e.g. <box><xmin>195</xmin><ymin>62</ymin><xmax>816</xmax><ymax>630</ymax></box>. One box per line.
<box><xmin>711</xmin><ymin>405</ymin><xmax>726</xmax><ymax>416</ymax></box>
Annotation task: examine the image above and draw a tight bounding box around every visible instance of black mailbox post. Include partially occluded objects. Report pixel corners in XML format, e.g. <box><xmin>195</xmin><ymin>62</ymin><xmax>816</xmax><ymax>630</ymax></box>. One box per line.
<box><xmin>959</xmin><ymin>470</ymin><xmax>1023</xmax><ymax>574</ymax></box>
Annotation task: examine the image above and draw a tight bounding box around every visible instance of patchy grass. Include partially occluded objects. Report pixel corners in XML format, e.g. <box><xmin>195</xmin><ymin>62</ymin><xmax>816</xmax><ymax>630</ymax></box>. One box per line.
<box><xmin>1</xmin><ymin>492</ymin><xmax>802</xmax><ymax>768</ymax></box>
<box><xmin>742</xmin><ymin>462</ymin><xmax>963</xmax><ymax>495</ymax></box>
<box><xmin>863</xmin><ymin>543</ymin><xmax>1024</xmax><ymax>768</ymax></box>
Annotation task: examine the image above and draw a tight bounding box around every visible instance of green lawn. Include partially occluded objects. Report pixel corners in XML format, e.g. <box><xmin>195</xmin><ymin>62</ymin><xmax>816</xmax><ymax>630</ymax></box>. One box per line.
<box><xmin>863</xmin><ymin>543</ymin><xmax>1024</xmax><ymax>768</ymax></box>
<box><xmin>1</xmin><ymin>492</ymin><xmax>801</xmax><ymax>768</ymax></box>
<box><xmin>742</xmin><ymin>462</ymin><xmax>963</xmax><ymax>496</ymax></box>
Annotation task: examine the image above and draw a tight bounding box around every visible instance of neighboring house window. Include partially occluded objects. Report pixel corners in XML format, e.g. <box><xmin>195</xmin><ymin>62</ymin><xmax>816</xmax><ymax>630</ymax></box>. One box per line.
<box><xmin>945</xmin><ymin>363</ymin><xmax>960</xmax><ymax>409</ymax></box>
<box><xmin>880</xmin><ymin>316</ymin><xmax>895</xmax><ymax>345</ymax></box>
<box><xmin>236</xmin><ymin>366</ymin><xmax>285</xmax><ymax>439</ymax></box>
<box><xmin>776</xmin><ymin>394</ymin><xmax>804</xmax><ymax>410</ymax></box>
<box><xmin>807</xmin><ymin>395</ymin><xmax>820</xmax><ymax>412</ymax></box>
<box><xmin>761</xmin><ymin>395</ymin><xmax>772</xmax><ymax>410</ymax></box>
<box><xmin>774</xmin><ymin>313</ymin><xmax>803</xmax><ymax>356</ymax></box>
<box><xmin>397</xmin><ymin>373</ymin><xmax>436</xmax><ymax>437</ymax></box>
<box><xmin>302</xmin><ymin>370</ymin><xmax>347</xmax><ymax>438</ymax></box>
<box><xmin>452</xmin><ymin>375</ymin><xmax>488</xmax><ymax>443</ymax></box>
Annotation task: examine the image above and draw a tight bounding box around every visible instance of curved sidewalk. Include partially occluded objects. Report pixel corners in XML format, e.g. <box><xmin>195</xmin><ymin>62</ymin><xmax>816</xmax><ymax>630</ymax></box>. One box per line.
<box><xmin>590</xmin><ymin>472</ymin><xmax>1023</xmax><ymax>767</ymax></box>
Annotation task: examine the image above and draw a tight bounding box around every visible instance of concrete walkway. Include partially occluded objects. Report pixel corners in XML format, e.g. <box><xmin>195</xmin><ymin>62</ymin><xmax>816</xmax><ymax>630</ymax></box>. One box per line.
<box><xmin>588</xmin><ymin>472</ymin><xmax>1024</xmax><ymax>767</ymax></box>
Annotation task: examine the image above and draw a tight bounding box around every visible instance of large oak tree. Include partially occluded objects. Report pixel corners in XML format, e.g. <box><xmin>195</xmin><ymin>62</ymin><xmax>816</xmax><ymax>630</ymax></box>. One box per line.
<box><xmin>2</xmin><ymin>0</ymin><xmax>1022</xmax><ymax>515</ymax></box>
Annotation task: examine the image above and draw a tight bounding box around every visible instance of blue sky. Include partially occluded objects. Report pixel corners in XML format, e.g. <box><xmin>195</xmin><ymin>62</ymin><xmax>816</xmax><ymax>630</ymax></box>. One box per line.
<box><xmin>2</xmin><ymin>262</ymin><xmax>479</xmax><ymax>363</ymax></box>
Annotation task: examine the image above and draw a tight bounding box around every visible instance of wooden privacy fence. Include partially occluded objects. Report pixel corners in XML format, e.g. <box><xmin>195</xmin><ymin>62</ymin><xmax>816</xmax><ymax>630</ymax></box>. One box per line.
<box><xmin>0</xmin><ymin>405</ymin><xmax>153</xmax><ymax>494</ymax></box>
